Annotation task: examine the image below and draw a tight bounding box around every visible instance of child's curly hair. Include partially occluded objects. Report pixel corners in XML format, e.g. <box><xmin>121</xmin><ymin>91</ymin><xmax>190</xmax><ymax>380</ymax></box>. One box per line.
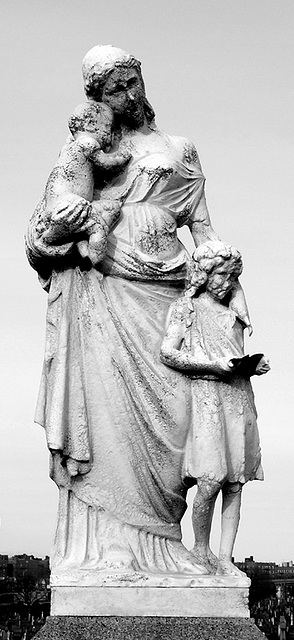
<box><xmin>185</xmin><ymin>241</ymin><xmax>243</xmax><ymax>294</ymax></box>
<box><xmin>68</xmin><ymin>102</ymin><xmax>112</xmax><ymax>136</ymax></box>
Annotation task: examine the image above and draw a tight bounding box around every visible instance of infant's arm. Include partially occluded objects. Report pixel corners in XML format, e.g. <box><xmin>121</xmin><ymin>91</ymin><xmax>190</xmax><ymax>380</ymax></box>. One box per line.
<box><xmin>75</xmin><ymin>134</ymin><xmax>101</xmax><ymax>159</ymax></box>
<box><xmin>90</xmin><ymin>146</ymin><xmax>131</xmax><ymax>171</ymax></box>
<box><xmin>74</xmin><ymin>133</ymin><xmax>130</xmax><ymax>171</ymax></box>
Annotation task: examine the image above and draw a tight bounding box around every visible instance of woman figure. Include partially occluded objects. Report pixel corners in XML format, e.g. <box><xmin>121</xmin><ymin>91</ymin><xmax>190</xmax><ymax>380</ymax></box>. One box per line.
<box><xmin>26</xmin><ymin>45</ymin><xmax>251</xmax><ymax>580</ymax></box>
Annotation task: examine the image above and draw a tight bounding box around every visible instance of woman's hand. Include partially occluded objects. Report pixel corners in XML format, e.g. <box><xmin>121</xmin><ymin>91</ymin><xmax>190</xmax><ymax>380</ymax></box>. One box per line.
<box><xmin>229</xmin><ymin>282</ymin><xmax>253</xmax><ymax>335</ymax></box>
<box><xmin>43</xmin><ymin>194</ymin><xmax>92</xmax><ymax>244</ymax></box>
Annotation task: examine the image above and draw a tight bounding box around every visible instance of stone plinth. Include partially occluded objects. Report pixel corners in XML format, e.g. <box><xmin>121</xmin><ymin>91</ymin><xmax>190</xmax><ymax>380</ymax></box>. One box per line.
<box><xmin>51</xmin><ymin>585</ymin><xmax>249</xmax><ymax>618</ymax></box>
<box><xmin>50</xmin><ymin>572</ymin><xmax>250</xmax><ymax>618</ymax></box>
<box><xmin>33</xmin><ymin>616</ymin><xmax>265</xmax><ymax>640</ymax></box>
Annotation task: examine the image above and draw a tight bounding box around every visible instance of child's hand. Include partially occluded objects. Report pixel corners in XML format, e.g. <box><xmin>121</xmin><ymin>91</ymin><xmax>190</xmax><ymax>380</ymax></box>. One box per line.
<box><xmin>213</xmin><ymin>358</ymin><xmax>235</xmax><ymax>377</ymax></box>
<box><xmin>254</xmin><ymin>356</ymin><xmax>270</xmax><ymax>376</ymax></box>
<box><xmin>49</xmin><ymin>451</ymin><xmax>71</xmax><ymax>489</ymax></box>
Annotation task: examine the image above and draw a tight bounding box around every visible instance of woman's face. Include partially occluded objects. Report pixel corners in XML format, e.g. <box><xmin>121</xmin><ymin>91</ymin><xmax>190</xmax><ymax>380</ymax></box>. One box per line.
<box><xmin>101</xmin><ymin>67</ymin><xmax>146</xmax><ymax>129</ymax></box>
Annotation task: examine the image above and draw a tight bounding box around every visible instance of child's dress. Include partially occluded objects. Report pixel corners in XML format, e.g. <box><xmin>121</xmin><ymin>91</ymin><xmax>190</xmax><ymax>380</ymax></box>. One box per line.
<box><xmin>183</xmin><ymin>294</ymin><xmax>264</xmax><ymax>485</ymax></box>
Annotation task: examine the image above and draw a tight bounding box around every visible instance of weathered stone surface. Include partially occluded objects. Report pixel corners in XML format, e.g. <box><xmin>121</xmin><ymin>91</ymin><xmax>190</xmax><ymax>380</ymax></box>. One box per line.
<box><xmin>51</xmin><ymin>582</ymin><xmax>249</xmax><ymax>617</ymax></box>
<box><xmin>26</xmin><ymin>45</ymin><xmax>269</xmax><ymax>621</ymax></box>
<box><xmin>160</xmin><ymin>240</ymin><xmax>270</xmax><ymax>575</ymax></box>
<box><xmin>33</xmin><ymin>616</ymin><xmax>265</xmax><ymax>640</ymax></box>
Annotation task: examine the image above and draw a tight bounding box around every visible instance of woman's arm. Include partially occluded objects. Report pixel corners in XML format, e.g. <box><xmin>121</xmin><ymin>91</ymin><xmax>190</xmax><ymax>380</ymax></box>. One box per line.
<box><xmin>184</xmin><ymin>140</ymin><xmax>253</xmax><ymax>333</ymax></box>
<box><xmin>188</xmin><ymin>191</ymin><xmax>220</xmax><ymax>247</ymax></box>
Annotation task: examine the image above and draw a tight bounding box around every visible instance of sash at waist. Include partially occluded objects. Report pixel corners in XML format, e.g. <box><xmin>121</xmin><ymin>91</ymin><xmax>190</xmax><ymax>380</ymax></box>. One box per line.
<box><xmin>102</xmin><ymin>238</ymin><xmax>188</xmax><ymax>282</ymax></box>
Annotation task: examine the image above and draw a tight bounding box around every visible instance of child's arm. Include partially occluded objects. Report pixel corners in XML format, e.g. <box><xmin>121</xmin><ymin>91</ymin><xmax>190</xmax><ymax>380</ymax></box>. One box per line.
<box><xmin>160</xmin><ymin>300</ymin><xmax>234</xmax><ymax>377</ymax></box>
<box><xmin>254</xmin><ymin>356</ymin><xmax>270</xmax><ymax>376</ymax></box>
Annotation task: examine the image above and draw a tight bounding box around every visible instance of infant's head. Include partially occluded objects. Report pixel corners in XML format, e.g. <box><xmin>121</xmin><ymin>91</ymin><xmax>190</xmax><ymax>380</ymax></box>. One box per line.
<box><xmin>68</xmin><ymin>102</ymin><xmax>114</xmax><ymax>149</ymax></box>
<box><xmin>186</xmin><ymin>241</ymin><xmax>243</xmax><ymax>301</ymax></box>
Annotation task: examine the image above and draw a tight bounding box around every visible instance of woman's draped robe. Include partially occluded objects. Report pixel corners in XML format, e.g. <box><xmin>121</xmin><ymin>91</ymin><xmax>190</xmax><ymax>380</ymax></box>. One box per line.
<box><xmin>26</xmin><ymin>129</ymin><xmax>214</xmax><ymax>578</ymax></box>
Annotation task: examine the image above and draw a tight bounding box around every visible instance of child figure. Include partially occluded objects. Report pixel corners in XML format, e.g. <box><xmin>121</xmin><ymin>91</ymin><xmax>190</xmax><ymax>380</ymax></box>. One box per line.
<box><xmin>160</xmin><ymin>241</ymin><xmax>270</xmax><ymax>575</ymax></box>
<box><xmin>42</xmin><ymin>101</ymin><xmax>131</xmax><ymax>266</ymax></box>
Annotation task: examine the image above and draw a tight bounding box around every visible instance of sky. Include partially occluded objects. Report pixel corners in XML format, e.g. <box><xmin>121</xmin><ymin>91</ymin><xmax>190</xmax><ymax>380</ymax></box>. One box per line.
<box><xmin>1</xmin><ymin>0</ymin><xmax>293</xmax><ymax>564</ymax></box>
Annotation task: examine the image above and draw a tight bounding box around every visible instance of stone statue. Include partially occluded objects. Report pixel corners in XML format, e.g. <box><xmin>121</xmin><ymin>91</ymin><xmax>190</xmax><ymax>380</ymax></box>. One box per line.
<box><xmin>26</xmin><ymin>45</ymin><xmax>261</xmax><ymax>594</ymax></box>
<box><xmin>160</xmin><ymin>241</ymin><xmax>270</xmax><ymax>575</ymax></box>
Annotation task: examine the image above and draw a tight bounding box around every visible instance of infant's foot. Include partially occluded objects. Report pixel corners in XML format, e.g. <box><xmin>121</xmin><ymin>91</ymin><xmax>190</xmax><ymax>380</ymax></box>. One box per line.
<box><xmin>77</xmin><ymin>239</ymin><xmax>90</xmax><ymax>259</ymax></box>
<box><xmin>216</xmin><ymin>559</ymin><xmax>247</xmax><ymax>577</ymax></box>
<box><xmin>92</xmin><ymin>200</ymin><xmax>121</xmax><ymax>229</ymax></box>
<box><xmin>88</xmin><ymin>233</ymin><xmax>107</xmax><ymax>266</ymax></box>
<box><xmin>100</xmin><ymin>201</ymin><xmax>121</xmax><ymax>228</ymax></box>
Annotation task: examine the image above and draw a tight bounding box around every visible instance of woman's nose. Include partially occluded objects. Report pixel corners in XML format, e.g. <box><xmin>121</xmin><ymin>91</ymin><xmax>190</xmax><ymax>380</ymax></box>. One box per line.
<box><xmin>127</xmin><ymin>90</ymin><xmax>135</xmax><ymax>101</ymax></box>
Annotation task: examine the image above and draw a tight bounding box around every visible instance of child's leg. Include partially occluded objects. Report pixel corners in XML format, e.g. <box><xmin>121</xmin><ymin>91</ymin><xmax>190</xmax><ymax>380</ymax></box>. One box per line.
<box><xmin>217</xmin><ymin>481</ymin><xmax>246</xmax><ymax>576</ymax></box>
<box><xmin>192</xmin><ymin>478</ymin><xmax>222</xmax><ymax>570</ymax></box>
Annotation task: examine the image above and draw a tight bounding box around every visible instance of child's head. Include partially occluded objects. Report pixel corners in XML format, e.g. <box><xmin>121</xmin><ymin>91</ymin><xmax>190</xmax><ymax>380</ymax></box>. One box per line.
<box><xmin>68</xmin><ymin>102</ymin><xmax>114</xmax><ymax>148</ymax></box>
<box><xmin>186</xmin><ymin>241</ymin><xmax>243</xmax><ymax>301</ymax></box>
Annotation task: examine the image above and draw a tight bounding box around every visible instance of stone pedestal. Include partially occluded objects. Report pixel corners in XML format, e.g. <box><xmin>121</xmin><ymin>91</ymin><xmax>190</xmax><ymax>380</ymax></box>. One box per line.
<box><xmin>51</xmin><ymin>583</ymin><xmax>249</xmax><ymax>618</ymax></box>
<box><xmin>33</xmin><ymin>616</ymin><xmax>265</xmax><ymax>639</ymax></box>
<box><xmin>39</xmin><ymin>571</ymin><xmax>258</xmax><ymax>638</ymax></box>
<box><xmin>50</xmin><ymin>572</ymin><xmax>250</xmax><ymax>617</ymax></box>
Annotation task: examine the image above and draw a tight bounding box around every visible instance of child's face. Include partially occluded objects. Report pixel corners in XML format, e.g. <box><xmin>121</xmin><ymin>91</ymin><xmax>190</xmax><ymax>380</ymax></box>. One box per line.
<box><xmin>206</xmin><ymin>264</ymin><xmax>238</xmax><ymax>301</ymax></box>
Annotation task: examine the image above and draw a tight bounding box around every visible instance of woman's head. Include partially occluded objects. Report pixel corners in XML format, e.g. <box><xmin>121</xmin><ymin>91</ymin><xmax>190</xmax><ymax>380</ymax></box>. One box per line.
<box><xmin>186</xmin><ymin>241</ymin><xmax>243</xmax><ymax>300</ymax></box>
<box><xmin>82</xmin><ymin>45</ymin><xmax>155</xmax><ymax>128</ymax></box>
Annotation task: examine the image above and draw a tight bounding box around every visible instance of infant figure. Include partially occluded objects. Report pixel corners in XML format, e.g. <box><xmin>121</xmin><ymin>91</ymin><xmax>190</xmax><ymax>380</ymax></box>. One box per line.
<box><xmin>42</xmin><ymin>101</ymin><xmax>131</xmax><ymax>266</ymax></box>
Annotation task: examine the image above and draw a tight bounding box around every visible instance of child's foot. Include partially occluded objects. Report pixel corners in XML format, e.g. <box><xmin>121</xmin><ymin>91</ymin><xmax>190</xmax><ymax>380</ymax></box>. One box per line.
<box><xmin>166</xmin><ymin>540</ymin><xmax>207</xmax><ymax>574</ymax></box>
<box><xmin>191</xmin><ymin>546</ymin><xmax>218</xmax><ymax>574</ymax></box>
<box><xmin>216</xmin><ymin>559</ymin><xmax>247</xmax><ymax>577</ymax></box>
<box><xmin>206</xmin><ymin>548</ymin><xmax>219</xmax><ymax>571</ymax></box>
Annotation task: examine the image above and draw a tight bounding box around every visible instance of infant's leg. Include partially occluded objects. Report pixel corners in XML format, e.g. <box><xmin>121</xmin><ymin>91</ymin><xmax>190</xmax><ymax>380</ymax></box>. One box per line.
<box><xmin>192</xmin><ymin>478</ymin><xmax>222</xmax><ymax>571</ymax></box>
<box><xmin>217</xmin><ymin>481</ymin><xmax>245</xmax><ymax>576</ymax></box>
<box><xmin>86</xmin><ymin>201</ymin><xmax>121</xmax><ymax>266</ymax></box>
<box><xmin>88</xmin><ymin>226</ymin><xmax>108</xmax><ymax>265</ymax></box>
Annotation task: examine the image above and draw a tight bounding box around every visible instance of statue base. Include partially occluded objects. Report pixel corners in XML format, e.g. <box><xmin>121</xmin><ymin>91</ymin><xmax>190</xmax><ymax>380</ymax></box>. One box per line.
<box><xmin>50</xmin><ymin>572</ymin><xmax>250</xmax><ymax>617</ymax></box>
<box><xmin>51</xmin><ymin>584</ymin><xmax>249</xmax><ymax>617</ymax></box>
<box><xmin>33</xmin><ymin>616</ymin><xmax>265</xmax><ymax>639</ymax></box>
